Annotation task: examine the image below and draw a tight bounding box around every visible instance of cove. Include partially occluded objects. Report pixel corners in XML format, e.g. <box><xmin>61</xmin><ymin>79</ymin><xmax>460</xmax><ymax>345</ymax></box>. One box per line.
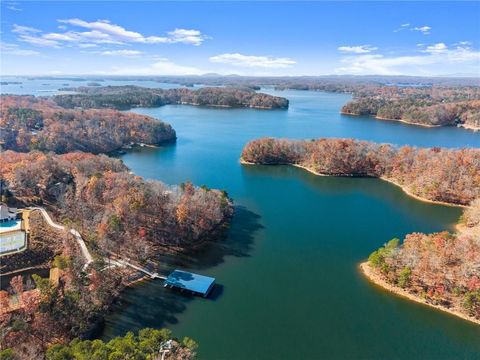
<box><xmin>98</xmin><ymin>89</ymin><xmax>480</xmax><ymax>359</ymax></box>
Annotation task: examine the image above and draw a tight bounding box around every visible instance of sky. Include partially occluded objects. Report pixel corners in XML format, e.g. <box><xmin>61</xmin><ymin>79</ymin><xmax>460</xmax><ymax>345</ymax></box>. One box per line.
<box><xmin>1</xmin><ymin>1</ymin><xmax>480</xmax><ymax>77</ymax></box>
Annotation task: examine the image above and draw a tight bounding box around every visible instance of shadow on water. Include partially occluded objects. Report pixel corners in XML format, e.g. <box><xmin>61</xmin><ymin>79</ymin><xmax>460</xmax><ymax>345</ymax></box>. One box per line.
<box><xmin>155</xmin><ymin>205</ymin><xmax>263</xmax><ymax>273</ymax></box>
<box><xmin>101</xmin><ymin>206</ymin><xmax>262</xmax><ymax>340</ymax></box>
<box><xmin>101</xmin><ymin>280</ymin><xmax>194</xmax><ymax>339</ymax></box>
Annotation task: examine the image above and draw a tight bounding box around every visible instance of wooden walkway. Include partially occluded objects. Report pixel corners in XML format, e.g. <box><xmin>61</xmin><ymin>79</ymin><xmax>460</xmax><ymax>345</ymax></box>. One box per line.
<box><xmin>106</xmin><ymin>258</ymin><xmax>166</xmax><ymax>280</ymax></box>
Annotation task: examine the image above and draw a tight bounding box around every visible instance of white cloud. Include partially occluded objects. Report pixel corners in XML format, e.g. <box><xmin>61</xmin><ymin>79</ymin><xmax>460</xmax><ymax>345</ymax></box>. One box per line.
<box><xmin>1</xmin><ymin>42</ymin><xmax>40</xmax><ymax>56</ymax></box>
<box><xmin>395</xmin><ymin>24</ymin><xmax>431</xmax><ymax>35</ymax></box>
<box><xmin>18</xmin><ymin>34</ymin><xmax>61</xmax><ymax>48</ymax></box>
<box><xmin>12</xmin><ymin>24</ymin><xmax>41</xmax><ymax>34</ymax></box>
<box><xmin>77</xmin><ymin>43</ymin><xmax>98</xmax><ymax>48</ymax></box>
<box><xmin>11</xmin><ymin>19</ymin><xmax>208</xmax><ymax>49</ymax></box>
<box><xmin>413</xmin><ymin>26</ymin><xmax>431</xmax><ymax>34</ymax></box>
<box><xmin>209</xmin><ymin>53</ymin><xmax>296</xmax><ymax>68</ymax></box>
<box><xmin>4</xmin><ymin>2</ymin><xmax>22</xmax><ymax>11</ymax></box>
<box><xmin>337</xmin><ymin>45</ymin><xmax>377</xmax><ymax>54</ymax></box>
<box><xmin>57</xmin><ymin>19</ymin><xmax>207</xmax><ymax>45</ymax></box>
<box><xmin>167</xmin><ymin>29</ymin><xmax>206</xmax><ymax>46</ymax></box>
<box><xmin>58</xmin><ymin>18</ymin><xmax>159</xmax><ymax>43</ymax></box>
<box><xmin>336</xmin><ymin>43</ymin><xmax>480</xmax><ymax>75</ymax></box>
<box><xmin>422</xmin><ymin>42</ymin><xmax>448</xmax><ymax>54</ymax></box>
<box><xmin>99</xmin><ymin>49</ymin><xmax>143</xmax><ymax>57</ymax></box>
<box><xmin>104</xmin><ymin>58</ymin><xmax>204</xmax><ymax>75</ymax></box>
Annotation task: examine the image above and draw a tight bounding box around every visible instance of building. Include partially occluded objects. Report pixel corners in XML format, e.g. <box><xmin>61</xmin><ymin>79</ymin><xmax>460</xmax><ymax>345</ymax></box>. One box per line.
<box><xmin>0</xmin><ymin>204</ymin><xmax>17</xmax><ymax>222</ymax></box>
<box><xmin>164</xmin><ymin>270</ymin><xmax>216</xmax><ymax>297</ymax></box>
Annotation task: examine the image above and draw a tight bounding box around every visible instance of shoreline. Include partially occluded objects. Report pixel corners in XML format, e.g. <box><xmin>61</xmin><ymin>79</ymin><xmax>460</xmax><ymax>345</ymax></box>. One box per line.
<box><xmin>374</xmin><ymin>116</ymin><xmax>441</xmax><ymax>128</ymax></box>
<box><xmin>459</xmin><ymin>123</ymin><xmax>480</xmax><ymax>131</ymax></box>
<box><xmin>240</xmin><ymin>159</ymin><xmax>466</xmax><ymax>208</ymax></box>
<box><xmin>340</xmin><ymin>111</ymin><xmax>480</xmax><ymax>130</ymax></box>
<box><xmin>360</xmin><ymin>262</ymin><xmax>480</xmax><ymax>326</ymax></box>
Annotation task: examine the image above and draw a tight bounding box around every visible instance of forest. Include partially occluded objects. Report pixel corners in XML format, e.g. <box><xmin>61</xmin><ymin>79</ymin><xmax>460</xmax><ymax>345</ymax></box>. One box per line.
<box><xmin>43</xmin><ymin>328</ymin><xmax>197</xmax><ymax>360</ymax></box>
<box><xmin>0</xmin><ymin>95</ymin><xmax>176</xmax><ymax>154</ymax></box>
<box><xmin>1</xmin><ymin>151</ymin><xmax>233</xmax><ymax>255</ymax></box>
<box><xmin>36</xmin><ymin>74</ymin><xmax>478</xmax><ymax>89</ymax></box>
<box><xmin>340</xmin><ymin>87</ymin><xmax>480</xmax><ymax>128</ymax></box>
<box><xmin>241</xmin><ymin>137</ymin><xmax>480</xmax><ymax>206</ymax></box>
<box><xmin>53</xmin><ymin>85</ymin><xmax>289</xmax><ymax>110</ymax></box>
<box><xmin>0</xmin><ymin>151</ymin><xmax>232</xmax><ymax>358</ymax></box>
<box><xmin>367</xmin><ymin>200</ymin><xmax>480</xmax><ymax>321</ymax></box>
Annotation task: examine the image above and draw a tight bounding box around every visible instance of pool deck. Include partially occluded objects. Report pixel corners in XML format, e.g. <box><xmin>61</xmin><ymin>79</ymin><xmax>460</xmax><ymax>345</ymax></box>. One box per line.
<box><xmin>0</xmin><ymin>220</ymin><xmax>22</xmax><ymax>234</ymax></box>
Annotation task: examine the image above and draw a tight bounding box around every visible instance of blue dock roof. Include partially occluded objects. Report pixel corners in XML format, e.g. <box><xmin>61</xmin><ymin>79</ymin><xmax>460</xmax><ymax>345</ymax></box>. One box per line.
<box><xmin>165</xmin><ymin>270</ymin><xmax>215</xmax><ymax>297</ymax></box>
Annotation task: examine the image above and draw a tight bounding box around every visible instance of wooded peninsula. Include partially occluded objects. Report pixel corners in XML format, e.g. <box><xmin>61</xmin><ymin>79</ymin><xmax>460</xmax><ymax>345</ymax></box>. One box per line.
<box><xmin>241</xmin><ymin>137</ymin><xmax>480</xmax><ymax>205</ymax></box>
<box><xmin>0</xmin><ymin>94</ymin><xmax>233</xmax><ymax>359</ymax></box>
<box><xmin>340</xmin><ymin>87</ymin><xmax>480</xmax><ymax>129</ymax></box>
<box><xmin>0</xmin><ymin>95</ymin><xmax>176</xmax><ymax>154</ymax></box>
<box><xmin>241</xmin><ymin>137</ymin><xmax>480</xmax><ymax>323</ymax></box>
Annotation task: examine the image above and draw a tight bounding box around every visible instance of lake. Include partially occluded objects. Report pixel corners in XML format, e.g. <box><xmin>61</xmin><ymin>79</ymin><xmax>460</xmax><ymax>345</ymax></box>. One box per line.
<box><xmin>98</xmin><ymin>89</ymin><xmax>480</xmax><ymax>359</ymax></box>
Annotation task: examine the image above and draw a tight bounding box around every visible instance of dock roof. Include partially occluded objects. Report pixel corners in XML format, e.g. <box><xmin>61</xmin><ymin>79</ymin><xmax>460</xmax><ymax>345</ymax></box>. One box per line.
<box><xmin>165</xmin><ymin>270</ymin><xmax>215</xmax><ymax>296</ymax></box>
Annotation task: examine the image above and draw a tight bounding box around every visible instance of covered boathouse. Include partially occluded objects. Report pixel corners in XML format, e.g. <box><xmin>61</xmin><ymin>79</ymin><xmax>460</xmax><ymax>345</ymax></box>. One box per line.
<box><xmin>164</xmin><ymin>270</ymin><xmax>215</xmax><ymax>297</ymax></box>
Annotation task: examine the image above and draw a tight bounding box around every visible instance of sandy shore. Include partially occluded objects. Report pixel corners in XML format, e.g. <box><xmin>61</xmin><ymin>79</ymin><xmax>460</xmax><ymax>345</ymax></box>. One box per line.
<box><xmin>360</xmin><ymin>262</ymin><xmax>480</xmax><ymax>326</ymax></box>
<box><xmin>240</xmin><ymin>159</ymin><xmax>466</xmax><ymax>208</ymax></box>
<box><xmin>379</xmin><ymin>176</ymin><xmax>466</xmax><ymax>208</ymax></box>
<box><xmin>374</xmin><ymin>116</ymin><xmax>441</xmax><ymax>128</ymax></box>
<box><xmin>459</xmin><ymin>123</ymin><xmax>480</xmax><ymax>131</ymax></box>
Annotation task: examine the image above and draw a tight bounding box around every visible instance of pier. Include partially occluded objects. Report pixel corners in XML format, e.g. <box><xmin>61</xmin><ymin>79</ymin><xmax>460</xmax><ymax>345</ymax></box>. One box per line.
<box><xmin>164</xmin><ymin>269</ymin><xmax>216</xmax><ymax>297</ymax></box>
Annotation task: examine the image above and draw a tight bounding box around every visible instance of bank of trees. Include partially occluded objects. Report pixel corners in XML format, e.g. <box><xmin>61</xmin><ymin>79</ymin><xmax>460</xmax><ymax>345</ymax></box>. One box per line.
<box><xmin>341</xmin><ymin>89</ymin><xmax>480</xmax><ymax>128</ymax></box>
<box><xmin>44</xmin><ymin>328</ymin><xmax>197</xmax><ymax>360</ymax></box>
<box><xmin>53</xmin><ymin>86</ymin><xmax>289</xmax><ymax>110</ymax></box>
<box><xmin>0</xmin><ymin>233</ymin><xmax>124</xmax><ymax>359</ymax></box>
<box><xmin>0</xmin><ymin>95</ymin><xmax>176</xmax><ymax>154</ymax></box>
<box><xmin>368</xmin><ymin>200</ymin><xmax>480</xmax><ymax>320</ymax></box>
<box><xmin>0</xmin><ymin>151</ymin><xmax>233</xmax><ymax>257</ymax></box>
<box><xmin>241</xmin><ymin>138</ymin><xmax>480</xmax><ymax>206</ymax></box>
<box><xmin>0</xmin><ymin>150</ymin><xmax>231</xmax><ymax>358</ymax></box>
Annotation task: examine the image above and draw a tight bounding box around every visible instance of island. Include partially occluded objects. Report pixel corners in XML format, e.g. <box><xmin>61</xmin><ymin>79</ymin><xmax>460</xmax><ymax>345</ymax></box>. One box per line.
<box><xmin>241</xmin><ymin>137</ymin><xmax>480</xmax><ymax>323</ymax></box>
<box><xmin>53</xmin><ymin>85</ymin><xmax>289</xmax><ymax>110</ymax></box>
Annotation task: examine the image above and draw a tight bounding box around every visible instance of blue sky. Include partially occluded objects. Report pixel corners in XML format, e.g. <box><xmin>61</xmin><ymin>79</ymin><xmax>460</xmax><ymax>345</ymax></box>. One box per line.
<box><xmin>1</xmin><ymin>1</ymin><xmax>479</xmax><ymax>76</ymax></box>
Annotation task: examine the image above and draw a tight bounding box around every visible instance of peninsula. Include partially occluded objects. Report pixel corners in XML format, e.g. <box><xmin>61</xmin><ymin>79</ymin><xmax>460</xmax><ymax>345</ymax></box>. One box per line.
<box><xmin>241</xmin><ymin>137</ymin><xmax>480</xmax><ymax>206</ymax></box>
<box><xmin>0</xmin><ymin>95</ymin><xmax>176</xmax><ymax>154</ymax></box>
<box><xmin>240</xmin><ymin>137</ymin><xmax>480</xmax><ymax>323</ymax></box>
<box><xmin>0</xmin><ymin>93</ymin><xmax>233</xmax><ymax>358</ymax></box>
<box><xmin>53</xmin><ymin>85</ymin><xmax>289</xmax><ymax>110</ymax></box>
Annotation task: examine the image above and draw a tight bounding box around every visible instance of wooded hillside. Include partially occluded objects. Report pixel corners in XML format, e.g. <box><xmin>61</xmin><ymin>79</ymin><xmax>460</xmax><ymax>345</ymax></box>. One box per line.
<box><xmin>241</xmin><ymin>138</ymin><xmax>480</xmax><ymax>205</ymax></box>
<box><xmin>0</xmin><ymin>95</ymin><xmax>176</xmax><ymax>154</ymax></box>
<box><xmin>53</xmin><ymin>85</ymin><xmax>289</xmax><ymax>110</ymax></box>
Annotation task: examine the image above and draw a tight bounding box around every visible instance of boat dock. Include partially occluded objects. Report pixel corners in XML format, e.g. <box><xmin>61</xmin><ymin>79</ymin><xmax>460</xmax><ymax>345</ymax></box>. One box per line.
<box><xmin>164</xmin><ymin>269</ymin><xmax>216</xmax><ymax>297</ymax></box>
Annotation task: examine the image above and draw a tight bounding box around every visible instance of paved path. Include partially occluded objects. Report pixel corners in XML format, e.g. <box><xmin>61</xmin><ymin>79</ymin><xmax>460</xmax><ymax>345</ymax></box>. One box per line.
<box><xmin>31</xmin><ymin>207</ymin><xmax>164</xmax><ymax>278</ymax></box>
<box><xmin>30</xmin><ymin>207</ymin><xmax>93</xmax><ymax>270</ymax></box>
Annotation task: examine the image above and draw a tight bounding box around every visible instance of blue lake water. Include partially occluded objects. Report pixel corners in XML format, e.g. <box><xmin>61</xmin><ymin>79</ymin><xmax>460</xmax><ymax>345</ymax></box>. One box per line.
<box><xmin>102</xmin><ymin>89</ymin><xmax>479</xmax><ymax>359</ymax></box>
<box><xmin>2</xmin><ymin>80</ymin><xmax>479</xmax><ymax>359</ymax></box>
